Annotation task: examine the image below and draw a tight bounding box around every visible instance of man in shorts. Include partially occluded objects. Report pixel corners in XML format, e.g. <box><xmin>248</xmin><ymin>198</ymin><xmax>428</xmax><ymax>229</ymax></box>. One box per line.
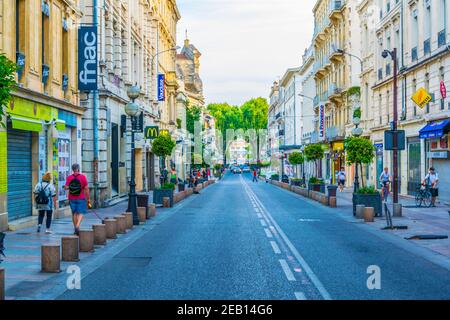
<box><xmin>65</xmin><ymin>164</ymin><xmax>91</xmax><ymax>235</ymax></box>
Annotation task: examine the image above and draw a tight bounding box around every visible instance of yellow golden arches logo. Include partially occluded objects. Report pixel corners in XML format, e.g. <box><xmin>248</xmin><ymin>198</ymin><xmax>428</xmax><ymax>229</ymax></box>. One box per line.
<box><xmin>412</xmin><ymin>87</ymin><xmax>432</xmax><ymax>109</ymax></box>
<box><xmin>144</xmin><ymin>126</ymin><xmax>160</xmax><ymax>139</ymax></box>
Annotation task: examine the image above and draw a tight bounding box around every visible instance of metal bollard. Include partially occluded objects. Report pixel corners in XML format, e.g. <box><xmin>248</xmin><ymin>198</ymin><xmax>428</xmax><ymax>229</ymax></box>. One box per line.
<box><xmin>41</xmin><ymin>244</ymin><xmax>61</xmax><ymax>273</ymax></box>
<box><xmin>104</xmin><ymin>219</ymin><xmax>117</xmax><ymax>239</ymax></box>
<box><xmin>363</xmin><ymin>207</ymin><xmax>375</xmax><ymax>223</ymax></box>
<box><xmin>62</xmin><ymin>236</ymin><xmax>80</xmax><ymax>262</ymax></box>
<box><xmin>137</xmin><ymin>207</ymin><xmax>146</xmax><ymax>223</ymax></box>
<box><xmin>355</xmin><ymin>205</ymin><xmax>365</xmax><ymax>219</ymax></box>
<box><xmin>163</xmin><ymin>197</ymin><xmax>170</xmax><ymax>208</ymax></box>
<box><xmin>115</xmin><ymin>215</ymin><xmax>126</xmax><ymax>234</ymax></box>
<box><xmin>79</xmin><ymin>230</ymin><xmax>95</xmax><ymax>253</ymax></box>
<box><xmin>0</xmin><ymin>268</ymin><xmax>4</xmax><ymax>300</ymax></box>
<box><xmin>93</xmin><ymin>224</ymin><xmax>107</xmax><ymax>246</ymax></box>
<box><xmin>124</xmin><ymin>212</ymin><xmax>133</xmax><ymax>230</ymax></box>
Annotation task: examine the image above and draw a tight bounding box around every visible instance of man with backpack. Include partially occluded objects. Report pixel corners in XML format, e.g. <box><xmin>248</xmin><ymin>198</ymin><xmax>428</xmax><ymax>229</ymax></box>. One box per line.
<box><xmin>34</xmin><ymin>172</ymin><xmax>57</xmax><ymax>234</ymax></box>
<box><xmin>65</xmin><ymin>164</ymin><xmax>90</xmax><ymax>235</ymax></box>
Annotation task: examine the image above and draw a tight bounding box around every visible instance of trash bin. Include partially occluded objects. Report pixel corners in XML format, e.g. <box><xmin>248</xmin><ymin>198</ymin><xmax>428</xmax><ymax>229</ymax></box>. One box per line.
<box><xmin>137</xmin><ymin>194</ymin><xmax>149</xmax><ymax>208</ymax></box>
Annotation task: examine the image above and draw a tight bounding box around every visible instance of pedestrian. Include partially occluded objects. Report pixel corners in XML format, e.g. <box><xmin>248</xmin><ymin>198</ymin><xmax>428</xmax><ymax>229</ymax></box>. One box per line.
<box><xmin>379</xmin><ymin>167</ymin><xmax>392</xmax><ymax>202</ymax></box>
<box><xmin>423</xmin><ymin>167</ymin><xmax>439</xmax><ymax>207</ymax></box>
<box><xmin>65</xmin><ymin>164</ymin><xmax>91</xmax><ymax>235</ymax></box>
<box><xmin>253</xmin><ymin>168</ymin><xmax>258</xmax><ymax>182</ymax></box>
<box><xmin>170</xmin><ymin>168</ymin><xmax>177</xmax><ymax>184</ymax></box>
<box><xmin>337</xmin><ymin>167</ymin><xmax>346</xmax><ymax>192</ymax></box>
<box><xmin>34</xmin><ymin>171</ymin><xmax>57</xmax><ymax>234</ymax></box>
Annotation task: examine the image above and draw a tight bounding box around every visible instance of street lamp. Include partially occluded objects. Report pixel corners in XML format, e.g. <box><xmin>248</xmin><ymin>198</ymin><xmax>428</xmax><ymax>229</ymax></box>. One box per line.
<box><xmin>125</xmin><ymin>84</ymin><xmax>142</xmax><ymax>226</ymax></box>
<box><xmin>382</xmin><ymin>48</ymin><xmax>399</xmax><ymax>205</ymax></box>
<box><xmin>351</xmin><ymin>117</ymin><xmax>363</xmax><ymax>192</ymax></box>
<box><xmin>332</xmin><ymin>45</ymin><xmax>364</xmax><ymax>72</ymax></box>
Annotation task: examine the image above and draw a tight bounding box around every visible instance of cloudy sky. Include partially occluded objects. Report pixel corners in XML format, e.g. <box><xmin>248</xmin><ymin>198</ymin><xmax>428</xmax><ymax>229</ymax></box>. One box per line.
<box><xmin>177</xmin><ymin>0</ymin><xmax>315</xmax><ymax>106</ymax></box>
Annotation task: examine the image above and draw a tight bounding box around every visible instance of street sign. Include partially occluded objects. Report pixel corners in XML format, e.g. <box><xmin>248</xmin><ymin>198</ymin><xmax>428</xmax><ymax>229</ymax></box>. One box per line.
<box><xmin>319</xmin><ymin>104</ymin><xmax>325</xmax><ymax>140</ymax></box>
<box><xmin>157</xmin><ymin>74</ymin><xmax>165</xmax><ymax>101</ymax></box>
<box><xmin>132</xmin><ymin>113</ymin><xmax>144</xmax><ymax>133</ymax></box>
<box><xmin>384</xmin><ymin>130</ymin><xmax>406</xmax><ymax>151</ymax></box>
<box><xmin>440</xmin><ymin>81</ymin><xmax>447</xmax><ymax>99</ymax></box>
<box><xmin>144</xmin><ymin>126</ymin><xmax>160</xmax><ymax>139</ymax></box>
<box><xmin>411</xmin><ymin>87</ymin><xmax>432</xmax><ymax>109</ymax></box>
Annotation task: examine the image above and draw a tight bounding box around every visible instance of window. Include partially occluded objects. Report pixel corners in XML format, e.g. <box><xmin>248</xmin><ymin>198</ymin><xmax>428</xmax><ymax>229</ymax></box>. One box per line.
<box><xmin>42</xmin><ymin>1</ymin><xmax>50</xmax><ymax>87</ymax></box>
<box><xmin>16</xmin><ymin>0</ymin><xmax>25</xmax><ymax>81</ymax></box>
<box><xmin>62</xmin><ymin>17</ymin><xmax>69</xmax><ymax>93</ymax></box>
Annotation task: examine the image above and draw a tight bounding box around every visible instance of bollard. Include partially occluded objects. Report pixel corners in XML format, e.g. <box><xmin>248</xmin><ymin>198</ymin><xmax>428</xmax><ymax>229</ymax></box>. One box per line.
<box><xmin>41</xmin><ymin>244</ymin><xmax>61</xmax><ymax>273</ymax></box>
<box><xmin>104</xmin><ymin>219</ymin><xmax>117</xmax><ymax>239</ymax></box>
<box><xmin>0</xmin><ymin>268</ymin><xmax>4</xmax><ymax>300</ymax></box>
<box><xmin>363</xmin><ymin>207</ymin><xmax>375</xmax><ymax>223</ymax></box>
<box><xmin>355</xmin><ymin>205</ymin><xmax>365</xmax><ymax>219</ymax></box>
<box><xmin>137</xmin><ymin>207</ymin><xmax>146</xmax><ymax>223</ymax></box>
<box><xmin>393</xmin><ymin>203</ymin><xmax>403</xmax><ymax>217</ymax></box>
<box><xmin>115</xmin><ymin>215</ymin><xmax>126</xmax><ymax>234</ymax></box>
<box><xmin>124</xmin><ymin>212</ymin><xmax>133</xmax><ymax>230</ymax></box>
<box><xmin>163</xmin><ymin>197</ymin><xmax>170</xmax><ymax>208</ymax></box>
<box><xmin>329</xmin><ymin>196</ymin><xmax>337</xmax><ymax>208</ymax></box>
<box><xmin>149</xmin><ymin>204</ymin><xmax>157</xmax><ymax>218</ymax></box>
<box><xmin>62</xmin><ymin>236</ymin><xmax>80</xmax><ymax>262</ymax></box>
<box><xmin>93</xmin><ymin>224</ymin><xmax>107</xmax><ymax>246</ymax></box>
<box><xmin>79</xmin><ymin>230</ymin><xmax>95</xmax><ymax>252</ymax></box>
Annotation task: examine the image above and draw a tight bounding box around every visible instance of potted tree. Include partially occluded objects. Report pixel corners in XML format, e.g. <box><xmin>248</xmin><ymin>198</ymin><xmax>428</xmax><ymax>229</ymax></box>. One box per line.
<box><xmin>346</xmin><ymin>137</ymin><xmax>382</xmax><ymax>216</ymax></box>
<box><xmin>152</xmin><ymin>132</ymin><xmax>176</xmax><ymax>206</ymax></box>
<box><xmin>288</xmin><ymin>152</ymin><xmax>305</xmax><ymax>186</ymax></box>
<box><xmin>305</xmin><ymin>144</ymin><xmax>325</xmax><ymax>193</ymax></box>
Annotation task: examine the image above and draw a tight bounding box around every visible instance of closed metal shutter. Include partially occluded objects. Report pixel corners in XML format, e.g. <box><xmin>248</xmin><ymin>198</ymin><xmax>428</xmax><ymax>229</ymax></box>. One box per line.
<box><xmin>7</xmin><ymin>127</ymin><xmax>32</xmax><ymax>221</ymax></box>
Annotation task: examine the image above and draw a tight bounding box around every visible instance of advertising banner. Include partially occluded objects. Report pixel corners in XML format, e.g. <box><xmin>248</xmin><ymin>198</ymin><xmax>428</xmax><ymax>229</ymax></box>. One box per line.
<box><xmin>78</xmin><ymin>26</ymin><xmax>98</xmax><ymax>91</ymax></box>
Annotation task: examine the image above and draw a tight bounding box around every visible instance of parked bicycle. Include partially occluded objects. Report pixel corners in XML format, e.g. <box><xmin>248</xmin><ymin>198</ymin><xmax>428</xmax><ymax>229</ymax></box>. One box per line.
<box><xmin>415</xmin><ymin>184</ymin><xmax>433</xmax><ymax>208</ymax></box>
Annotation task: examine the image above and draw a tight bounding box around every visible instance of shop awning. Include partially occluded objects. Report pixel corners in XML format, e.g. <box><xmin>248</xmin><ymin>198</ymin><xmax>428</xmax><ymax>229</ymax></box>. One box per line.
<box><xmin>10</xmin><ymin>115</ymin><xmax>43</xmax><ymax>132</ymax></box>
<box><xmin>419</xmin><ymin>120</ymin><xmax>450</xmax><ymax>139</ymax></box>
<box><xmin>55</xmin><ymin>119</ymin><xmax>66</xmax><ymax>131</ymax></box>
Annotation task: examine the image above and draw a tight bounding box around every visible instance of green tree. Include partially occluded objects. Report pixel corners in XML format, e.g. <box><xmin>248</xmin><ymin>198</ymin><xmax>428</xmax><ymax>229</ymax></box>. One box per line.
<box><xmin>152</xmin><ymin>132</ymin><xmax>176</xmax><ymax>170</ymax></box>
<box><xmin>241</xmin><ymin>97</ymin><xmax>269</xmax><ymax>163</ymax></box>
<box><xmin>305</xmin><ymin>144</ymin><xmax>325</xmax><ymax>178</ymax></box>
<box><xmin>0</xmin><ymin>54</ymin><xmax>17</xmax><ymax>125</ymax></box>
<box><xmin>345</xmin><ymin>137</ymin><xmax>376</xmax><ymax>188</ymax></box>
<box><xmin>288</xmin><ymin>152</ymin><xmax>304</xmax><ymax>178</ymax></box>
<box><xmin>186</xmin><ymin>103</ymin><xmax>202</xmax><ymax>134</ymax></box>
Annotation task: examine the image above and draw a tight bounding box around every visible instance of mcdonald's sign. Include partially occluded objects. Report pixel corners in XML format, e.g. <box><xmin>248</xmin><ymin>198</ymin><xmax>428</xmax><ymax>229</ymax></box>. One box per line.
<box><xmin>145</xmin><ymin>126</ymin><xmax>160</xmax><ymax>139</ymax></box>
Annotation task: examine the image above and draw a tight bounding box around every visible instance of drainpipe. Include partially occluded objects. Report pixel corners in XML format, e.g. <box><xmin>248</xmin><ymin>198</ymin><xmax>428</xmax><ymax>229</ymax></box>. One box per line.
<box><xmin>400</xmin><ymin>0</ymin><xmax>406</xmax><ymax>122</ymax></box>
<box><xmin>93</xmin><ymin>0</ymin><xmax>99</xmax><ymax>208</ymax></box>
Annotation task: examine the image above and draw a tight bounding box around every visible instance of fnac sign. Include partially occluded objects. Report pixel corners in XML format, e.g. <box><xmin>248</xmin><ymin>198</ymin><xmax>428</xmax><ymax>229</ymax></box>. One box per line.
<box><xmin>78</xmin><ymin>26</ymin><xmax>98</xmax><ymax>91</ymax></box>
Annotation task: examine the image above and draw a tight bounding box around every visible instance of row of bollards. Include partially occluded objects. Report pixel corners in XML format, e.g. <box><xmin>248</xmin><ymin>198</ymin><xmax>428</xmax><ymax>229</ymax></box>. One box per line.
<box><xmin>40</xmin><ymin>206</ymin><xmax>156</xmax><ymax>274</ymax></box>
<box><xmin>355</xmin><ymin>205</ymin><xmax>375</xmax><ymax>223</ymax></box>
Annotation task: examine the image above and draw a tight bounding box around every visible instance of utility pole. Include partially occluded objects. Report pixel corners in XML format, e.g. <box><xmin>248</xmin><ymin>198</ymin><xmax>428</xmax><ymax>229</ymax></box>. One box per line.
<box><xmin>392</xmin><ymin>48</ymin><xmax>399</xmax><ymax>204</ymax></box>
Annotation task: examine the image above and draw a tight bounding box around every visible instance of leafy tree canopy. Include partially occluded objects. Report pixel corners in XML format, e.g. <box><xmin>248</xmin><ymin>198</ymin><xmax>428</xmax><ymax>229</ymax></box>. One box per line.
<box><xmin>304</xmin><ymin>144</ymin><xmax>325</xmax><ymax>162</ymax></box>
<box><xmin>0</xmin><ymin>54</ymin><xmax>17</xmax><ymax>124</ymax></box>
<box><xmin>288</xmin><ymin>152</ymin><xmax>304</xmax><ymax>165</ymax></box>
<box><xmin>345</xmin><ymin>137</ymin><xmax>375</xmax><ymax>165</ymax></box>
<box><xmin>152</xmin><ymin>132</ymin><xmax>176</xmax><ymax>157</ymax></box>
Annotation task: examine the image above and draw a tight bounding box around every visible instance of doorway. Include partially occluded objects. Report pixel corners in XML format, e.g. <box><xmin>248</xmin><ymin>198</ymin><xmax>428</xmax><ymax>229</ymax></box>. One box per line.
<box><xmin>147</xmin><ymin>152</ymin><xmax>155</xmax><ymax>191</ymax></box>
<box><xmin>111</xmin><ymin>123</ymin><xmax>119</xmax><ymax>196</ymax></box>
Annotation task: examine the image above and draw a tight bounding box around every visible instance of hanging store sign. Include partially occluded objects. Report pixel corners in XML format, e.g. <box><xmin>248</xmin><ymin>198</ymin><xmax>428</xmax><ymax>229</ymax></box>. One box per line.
<box><xmin>411</xmin><ymin>87</ymin><xmax>432</xmax><ymax>109</ymax></box>
<box><xmin>145</xmin><ymin>126</ymin><xmax>160</xmax><ymax>140</ymax></box>
<box><xmin>319</xmin><ymin>104</ymin><xmax>325</xmax><ymax>140</ymax></box>
<box><xmin>158</xmin><ymin>74</ymin><xmax>165</xmax><ymax>101</ymax></box>
<box><xmin>441</xmin><ymin>81</ymin><xmax>447</xmax><ymax>99</ymax></box>
<box><xmin>78</xmin><ymin>26</ymin><xmax>98</xmax><ymax>91</ymax></box>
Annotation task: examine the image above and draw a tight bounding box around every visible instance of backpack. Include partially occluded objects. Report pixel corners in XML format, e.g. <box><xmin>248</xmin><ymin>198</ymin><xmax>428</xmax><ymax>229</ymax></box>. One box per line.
<box><xmin>35</xmin><ymin>183</ymin><xmax>50</xmax><ymax>205</ymax></box>
<box><xmin>69</xmin><ymin>175</ymin><xmax>82</xmax><ymax>197</ymax></box>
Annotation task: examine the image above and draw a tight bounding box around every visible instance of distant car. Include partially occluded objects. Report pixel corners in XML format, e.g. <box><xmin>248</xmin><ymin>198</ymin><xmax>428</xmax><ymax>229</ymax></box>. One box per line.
<box><xmin>233</xmin><ymin>167</ymin><xmax>242</xmax><ymax>174</ymax></box>
<box><xmin>242</xmin><ymin>166</ymin><xmax>251</xmax><ymax>173</ymax></box>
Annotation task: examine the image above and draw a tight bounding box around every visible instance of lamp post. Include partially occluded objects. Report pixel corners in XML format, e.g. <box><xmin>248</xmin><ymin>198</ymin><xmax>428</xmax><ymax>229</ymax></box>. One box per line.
<box><xmin>125</xmin><ymin>84</ymin><xmax>141</xmax><ymax>226</ymax></box>
<box><xmin>351</xmin><ymin>118</ymin><xmax>363</xmax><ymax>192</ymax></box>
<box><xmin>382</xmin><ymin>48</ymin><xmax>399</xmax><ymax>204</ymax></box>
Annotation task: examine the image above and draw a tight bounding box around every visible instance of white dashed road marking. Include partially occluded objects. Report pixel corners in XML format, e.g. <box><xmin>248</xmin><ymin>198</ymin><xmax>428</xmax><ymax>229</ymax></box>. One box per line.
<box><xmin>295</xmin><ymin>292</ymin><xmax>307</xmax><ymax>300</ymax></box>
<box><xmin>264</xmin><ymin>228</ymin><xmax>273</xmax><ymax>238</ymax></box>
<box><xmin>279</xmin><ymin>259</ymin><xmax>296</xmax><ymax>282</ymax></box>
<box><xmin>270</xmin><ymin>241</ymin><xmax>281</xmax><ymax>254</ymax></box>
<box><xmin>260</xmin><ymin>219</ymin><xmax>267</xmax><ymax>227</ymax></box>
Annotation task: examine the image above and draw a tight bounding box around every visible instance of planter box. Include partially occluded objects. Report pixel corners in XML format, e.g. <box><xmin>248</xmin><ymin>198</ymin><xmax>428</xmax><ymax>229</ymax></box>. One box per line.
<box><xmin>153</xmin><ymin>189</ymin><xmax>174</xmax><ymax>207</ymax></box>
<box><xmin>309</xmin><ymin>184</ymin><xmax>325</xmax><ymax>193</ymax></box>
<box><xmin>137</xmin><ymin>194</ymin><xmax>149</xmax><ymax>207</ymax></box>
<box><xmin>352</xmin><ymin>193</ymin><xmax>382</xmax><ymax>217</ymax></box>
<box><xmin>291</xmin><ymin>180</ymin><xmax>303</xmax><ymax>187</ymax></box>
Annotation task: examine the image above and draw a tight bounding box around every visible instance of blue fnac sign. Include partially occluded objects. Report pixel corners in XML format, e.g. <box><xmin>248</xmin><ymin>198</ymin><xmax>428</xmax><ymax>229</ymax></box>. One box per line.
<box><xmin>78</xmin><ymin>26</ymin><xmax>98</xmax><ymax>91</ymax></box>
<box><xmin>158</xmin><ymin>74</ymin><xmax>165</xmax><ymax>101</ymax></box>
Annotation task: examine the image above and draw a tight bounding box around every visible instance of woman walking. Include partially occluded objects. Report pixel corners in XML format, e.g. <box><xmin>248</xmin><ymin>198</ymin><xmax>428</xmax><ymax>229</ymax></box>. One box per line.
<box><xmin>34</xmin><ymin>172</ymin><xmax>57</xmax><ymax>234</ymax></box>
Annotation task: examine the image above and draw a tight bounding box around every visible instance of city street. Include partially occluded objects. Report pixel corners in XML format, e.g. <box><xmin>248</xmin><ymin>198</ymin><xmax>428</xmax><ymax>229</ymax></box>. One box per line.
<box><xmin>58</xmin><ymin>173</ymin><xmax>450</xmax><ymax>300</ymax></box>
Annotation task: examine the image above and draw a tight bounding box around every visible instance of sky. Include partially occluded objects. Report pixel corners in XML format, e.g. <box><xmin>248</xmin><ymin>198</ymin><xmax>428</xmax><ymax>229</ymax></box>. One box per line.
<box><xmin>176</xmin><ymin>0</ymin><xmax>315</xmax><ymax>106</ymax></box>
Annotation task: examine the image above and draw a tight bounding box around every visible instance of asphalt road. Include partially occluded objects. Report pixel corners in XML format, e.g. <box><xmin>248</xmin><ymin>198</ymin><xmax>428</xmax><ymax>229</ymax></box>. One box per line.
<box><xmin>59</xmin><ymin>173</ymin><xmax>450</xmax><ymax>300</ymax></box>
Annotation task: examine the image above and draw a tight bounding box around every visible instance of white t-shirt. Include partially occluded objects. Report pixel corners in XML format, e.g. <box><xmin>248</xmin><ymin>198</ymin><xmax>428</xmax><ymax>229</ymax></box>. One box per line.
<box><xmin>337</xmin><ymin>171</ymin><xmax>346</xmax><ymax>180</ymax></box>
<box><xmin>425</xmin><ymin>173</ymin><xmax>439</xmax><ymax>186</ymax></box>
<box><xmin>34</xmin><ymin>182</ymin><xmax>56</xmax><ymax>210</ymax></box>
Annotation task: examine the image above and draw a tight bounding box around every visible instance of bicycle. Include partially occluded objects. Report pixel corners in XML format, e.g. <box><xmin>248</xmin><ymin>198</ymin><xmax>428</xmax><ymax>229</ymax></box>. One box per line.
<box><xmin>415</xmin><ymin>184</ymin><xmax>433</xmax><ymax>208</ymax></box>
<box><xmin>381</xmin><ymin>182</ymin><xmax>391</xmax><ymax>203</ymax></box>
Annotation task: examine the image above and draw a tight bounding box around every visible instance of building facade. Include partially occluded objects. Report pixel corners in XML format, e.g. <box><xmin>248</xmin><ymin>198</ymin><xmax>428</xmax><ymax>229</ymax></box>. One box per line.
<box><xmin>0</xmin><ymin>0</ymin><xmax>84</xmax><ymax>231</ymax></box>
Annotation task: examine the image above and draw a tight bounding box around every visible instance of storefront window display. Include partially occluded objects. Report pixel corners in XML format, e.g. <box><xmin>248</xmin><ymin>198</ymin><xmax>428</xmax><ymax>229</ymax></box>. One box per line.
<box><xmin>58</xmin><ymin>128</ymin><xmax>72</xmax><ymax>205</ymax></box>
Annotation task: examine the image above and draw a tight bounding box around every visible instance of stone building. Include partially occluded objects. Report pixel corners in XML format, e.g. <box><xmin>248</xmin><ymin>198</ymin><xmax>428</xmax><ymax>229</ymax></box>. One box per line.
<box><xmin>0</xmin><ymin>0</ymin><xmax>83</xmax><ymax>231</ymax></box>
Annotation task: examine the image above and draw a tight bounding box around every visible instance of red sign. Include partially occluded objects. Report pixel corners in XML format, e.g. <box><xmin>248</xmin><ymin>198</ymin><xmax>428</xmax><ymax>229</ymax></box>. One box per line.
<box><xmin>440</xmin><ymin>81</ymin><xmax>447</xmax><ymax>99</ymax></box>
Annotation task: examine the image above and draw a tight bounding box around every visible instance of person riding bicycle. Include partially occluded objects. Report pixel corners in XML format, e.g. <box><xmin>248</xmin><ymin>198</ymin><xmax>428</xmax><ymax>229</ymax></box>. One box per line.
<box><xmin>379</xmin><ymin>167</ymin><xmax>391</xmax><ymax>202</ymax></box>
<box><xmin>423</xmin><ymin>167</ymin><xmax>439</xmax><ymax>207</ymax></box>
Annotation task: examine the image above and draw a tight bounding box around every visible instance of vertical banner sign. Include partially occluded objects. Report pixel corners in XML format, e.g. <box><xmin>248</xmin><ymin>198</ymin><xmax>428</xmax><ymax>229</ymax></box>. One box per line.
<box><xmin>440</xmin><ymin>81</ymin><xmax>447</xmax><ymax>99</ymax></box>
<box><xmin>78</xmin><ymin>26</ymin><xmax>98</xmax><ymax>91</ymax></box>
<box><xmin>319</xmin><ymin>104</ymin><xmax>325</xmax><ymax>139</ymax></box>
<box><xmin>158</xmin><ymin>74</ymin><xmax>166</xmax><ymax>101</ymax></box>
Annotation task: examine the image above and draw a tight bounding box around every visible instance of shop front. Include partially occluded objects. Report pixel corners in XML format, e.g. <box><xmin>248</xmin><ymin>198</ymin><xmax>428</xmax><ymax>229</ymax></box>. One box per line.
<box><xmin>330</xmin><ymin>141</ymin><xmax>345</xmax><ymax>184</ymax></box>
<box><xmin>419</xmin><ymin>120</ymin><xmax>450</xmax><ymax>202</ymax></box>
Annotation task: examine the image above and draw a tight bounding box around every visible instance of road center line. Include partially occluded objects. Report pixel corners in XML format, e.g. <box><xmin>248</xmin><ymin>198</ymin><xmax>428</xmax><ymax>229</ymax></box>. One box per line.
<box><xmin>279</xmin><ymin>259</ymin><xmax>296</xmax><ymax>281</ymax></box>
<box><xmin>295</xmin><ymin>292</ymin><xmax>307</xmax><ymax>300</ymax></box>
<box><xmin>270</xmin><ymin>241</ymin><xmax>281</xmax><ymax>254</ymax></box>
<box><xmin>264</xmin><ymin>228</ymin><xmax>273</xmax><ymax>238</ymax></box>
<box><xmin>260</xmin><ymin>219</ymin><xmax>267</xmax><ymax>227</ymax></box>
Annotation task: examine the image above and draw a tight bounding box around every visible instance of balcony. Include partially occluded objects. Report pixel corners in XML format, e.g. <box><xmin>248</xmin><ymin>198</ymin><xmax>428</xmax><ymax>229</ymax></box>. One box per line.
<box><xmin>328</xmin><ymin>83</ymin><xmax>343</xmax><ymax>102</ymax></box>
<box><xmin>438</xmin><ymin>29</ymin><xmax>446</xmax><ymax>48</ymax></box>
<box><xmin>326</xmin><ymin>126</ymin><xmax>346</xmax><ymax>142</ymax></box>
<box><xmin>329</xmin><ymin>48</ymin><xmax>344</xmax><ymax>63</ymax></box>
<box><xmin>329</xmin><ymin>0</ymin><xmax>345</xmax><ymax>21</ymax></box>
<box><xmin>313</xmin><ymin>17</ymin><xmax>330</xmax><ymax>43</ymax></box>
<box><xmin>313</xmin><ymin>95</ymin><xmax>320</xmax><ymax>107</ymax></box>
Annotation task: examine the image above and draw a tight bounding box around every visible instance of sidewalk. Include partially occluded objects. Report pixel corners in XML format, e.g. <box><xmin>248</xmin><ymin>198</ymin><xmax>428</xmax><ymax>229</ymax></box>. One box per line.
<box><xmin>336</xmin><ymin>189</ymin><xmax>450</xmax><ymax>259</ymax></box>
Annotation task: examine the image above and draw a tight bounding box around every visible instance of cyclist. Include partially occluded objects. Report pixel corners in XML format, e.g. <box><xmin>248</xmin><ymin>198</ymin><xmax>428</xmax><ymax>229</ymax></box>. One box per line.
<box><xmin>337</xmin><ymin>167</ymin><xmax>346</xmax><ymax>192</ymax></box>
<box><xmin>423</xmin><ymin>167</ymin><xmax>439</xmax><ymax>207</ymax></box>
<box><xmin>379</xmin><ymin>167</ymin><xmax>391</xmax><ymax>202</ymax></box>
